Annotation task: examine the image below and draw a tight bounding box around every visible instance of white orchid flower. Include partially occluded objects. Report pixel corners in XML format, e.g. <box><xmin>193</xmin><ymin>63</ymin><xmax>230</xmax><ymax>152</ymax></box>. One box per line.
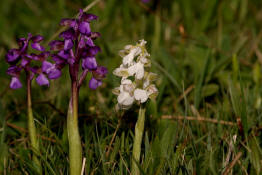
<box><xmin>117</xmin><ymin>91</ymin><xmax>135</xmax><ymax>107</ymax></box>
<box><xmin>128</xmin><ymin>62</ymin><xmax>145</xmax><ymax>80</ymax></box>
<box><xmin>114</xmin><ymin>79</ymin><xmax>136</xmax><ymax>109</ymax></box>
<box><xmin>138</xmin><ymin>39</ymin><xmax>147</xmax><ymax>47</ymax></box>
<box><xmin>146</xmin><ymin>84</ymin><xmax>158</xmax><ymax>99</ymax></box>
<box><xmin>120</xmin><ymin>79</ymin><xmax>135</xmax><ymax>93</ymax></box>
<box><xmin>138</xmin><ymin>56</ymin><xmax>150</xmax><ymax>67</ymax></box>
<box><xmin>143</xmin><ymin>72</ymin><xmax>158</xmax><ymax>89</ymax></box>
<box><xmin>113</xmin><ymin>64</ymin><xmax>129</xmax><ymax>77</ymax></box>
<box><xmin>134</xmin><ymin>89</ymin><xmax>148</xmax><ymax>103</ymax></box>
<box><xmin>123</xmin><ymin>47</ymin><xmax>141</xmax><ymax>66</ymax></box>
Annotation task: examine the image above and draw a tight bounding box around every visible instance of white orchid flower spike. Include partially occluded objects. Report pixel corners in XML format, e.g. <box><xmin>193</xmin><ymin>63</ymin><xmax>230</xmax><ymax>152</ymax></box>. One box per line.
<box><xmin>113</xmin><ymin>39</ymin><xmax>158</xmax><ymax>110</ymax></box>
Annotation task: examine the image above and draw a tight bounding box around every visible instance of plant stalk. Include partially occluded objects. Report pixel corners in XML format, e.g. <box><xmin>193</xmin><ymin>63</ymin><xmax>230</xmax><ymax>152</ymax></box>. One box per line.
<box><xmin>131</xmin><ymin>106</ymin><xmax>146</xmax><ymax>175</ymax></box>
<box><xmin>26</xmin><ymin>73</ymin><xmax>41</xmax><ymax>173</ymax></box>
<box><xmin>67</xmin><ymin>80</ymin><xmax>82</xmax><ymax>175</ymax></box>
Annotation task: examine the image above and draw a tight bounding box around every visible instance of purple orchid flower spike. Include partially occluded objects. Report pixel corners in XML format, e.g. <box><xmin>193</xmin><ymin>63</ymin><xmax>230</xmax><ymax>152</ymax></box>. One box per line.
<box><xmin>49</xmin><ymin>9</ymin><xmax>107</xmax><ymax>89</ymax></box>
<box><xmin>4</xmin><ymin>33</ymin><xmax>53</xmax><ymax>172</ymax></box>
<box><xmin>5</xmin><ymin>33</ymin><xmax>61</xmax><ymax>88</ymax></box>
<box><xmin>49</xmin><ymin>9</ymin><xmax>107</xmax><ymax>175</ymax></box>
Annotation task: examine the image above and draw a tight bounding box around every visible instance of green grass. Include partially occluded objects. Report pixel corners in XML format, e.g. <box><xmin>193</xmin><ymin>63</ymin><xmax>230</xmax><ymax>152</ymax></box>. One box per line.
<box><xmin>1</xmin><ymin>0</ymin><xmax>262</xmax><ymax>174</ymax></box>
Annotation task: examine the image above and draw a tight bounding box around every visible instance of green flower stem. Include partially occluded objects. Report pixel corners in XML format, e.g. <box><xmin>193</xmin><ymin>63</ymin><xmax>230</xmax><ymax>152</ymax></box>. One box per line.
<box><xmin>131</xmin><ymin>106</ymin><xmax>146</xmax><ymax>175</ymax></box>
<box><xmin>67</xmin><ymin>80</ymin><xmax>82</xmax><ymax>175</ymax></box>
<box><xmin>26</xmin><ymin>74</ymin><xmax>41</xmax><ymax>173</ymax></box>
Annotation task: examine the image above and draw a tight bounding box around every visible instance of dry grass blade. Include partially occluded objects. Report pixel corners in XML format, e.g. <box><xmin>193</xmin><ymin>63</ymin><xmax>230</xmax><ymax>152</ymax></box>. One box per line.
<box><xmin>222</xmin><ymin>152</ymin><xmax>243</xmax><ymax>175</ymax></box>
<box><xmin>81</xmin><ymin>157</ymin><xmax>86</xmax><ymax>175</ymax></box>
<box><xmin>162</xmin><ymin>115</ymin><xmax>237</xmax><ymax>126</ymax></box>
<box><xmin>106</xmin><ymin>119</ymin><xmax>121</xmax><ymax>157</ymax></box>
<box><xmin>177</xmin><ymin>85</ymin><xmax>195</xmax><ymax>103</ymax></box>
<box><xmin>6</xmin><ymin>122</ymin><xmax>56</xmax><ymax>143</ymax></box>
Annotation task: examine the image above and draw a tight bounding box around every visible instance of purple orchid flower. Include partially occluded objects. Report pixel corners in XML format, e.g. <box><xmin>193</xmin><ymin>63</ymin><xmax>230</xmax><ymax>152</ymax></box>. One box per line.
<box><xmin>49</xmin><ymin>9</ymin><xmax>107</xmax><ymax>89</ymax></box>
<box><xmin>5</xmin><ymin>33</ymin><xmax>61</xmax><ymax>88</ymax></box>
<box><xmin>89</xmin><ymin>66</ymin><xmax>108</xmax><ymax>89</ymax></box>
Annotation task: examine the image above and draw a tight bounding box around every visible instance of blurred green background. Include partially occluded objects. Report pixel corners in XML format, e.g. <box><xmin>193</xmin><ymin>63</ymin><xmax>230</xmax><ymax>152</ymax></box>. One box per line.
<box><xmin>1</xmin><ymin>0</ymin><xmax>262</xmax><ymax>174</ymax></box>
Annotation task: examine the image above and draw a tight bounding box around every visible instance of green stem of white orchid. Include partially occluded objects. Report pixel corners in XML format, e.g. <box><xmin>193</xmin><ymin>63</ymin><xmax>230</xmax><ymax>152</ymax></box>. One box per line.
<box><xmin>26</xmin><ymin>73</ymin><xmax>41</xmax><ymax>173</ymax></box>
<box><xmin>67</xmin><ymin>80</ymin><xmax>82</xmax><ymax>175</ymax></box>
<box><xmin>131</xmin><ymin>106</ymin><xmax>146</xmax><ymax>175</ymax></box>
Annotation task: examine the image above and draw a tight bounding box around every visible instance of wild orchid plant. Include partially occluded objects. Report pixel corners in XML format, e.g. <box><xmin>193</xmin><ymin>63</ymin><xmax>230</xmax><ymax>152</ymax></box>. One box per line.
<box><xmin>48</xmin><ymin>9</ymin><xmax>107</xmax><ymax>175</ymax></box>
<box><xmin>113</xmin><ymin>40</ymin><xmax>158</xmax><ymax>175</ymax></box>
<box><xmin>5</xmin><ymin>33</ymin><xmax>61</xmax><ymax>172</ymax></box>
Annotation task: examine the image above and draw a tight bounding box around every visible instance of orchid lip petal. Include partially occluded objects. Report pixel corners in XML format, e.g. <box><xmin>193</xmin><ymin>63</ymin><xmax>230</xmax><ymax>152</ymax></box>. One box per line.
<box><xmin>82</xmin><ymin>57</ymin><xmax>97</xmax><ymax>70</ymax></box>
<box><xmin>42</xmin><ymin>61</ymin><xmax>53</xmax><ymax>74</ymax></box>
<box><xmin>31</xmin><ymin>42</ymin><xmax>45</xmax><ymax>51</ymax></box>
<box><xmin>5</xmin><ymin>49</ymin><xmax>20</xmax><ymax>63</ymax></box>
<box><xmin>47</xmin><ymin>69</ymin><xmax>61</xmax><ymax>79</ymax></box>
<box><xmin>89</xmin><ymin>77</ymin><xmax>102</xmax><ymax>89</ymax></box>
<box><xmin>21</xmin><ymin>58</ymin><xmax>29</xmax><ymax>67</ymax></box>
<box><xmin>134</xmin><ymin>89</ymin><xmax>148</xmax><ymax>103</ymax></box>
<box><xmin>36</xmin><ymin>74</ymin><xmax>49</xmax><ymax>86</ymax></box>
<box><xmin>64</xmin><ymin>39</ymin><xmax>74</xmax><ymax>50</ymax></box>
<box><xmin>78</xmin><ymin>37</ymin><xmax>86</xmax><ymax>49</ymax></box>
<box><xmin>79</xmin><ymin>21</ymin><xmax>91</xmax><ymax>35</ymax></box>
<box><xmin>67</xmin><ymin>58</ymin><xmax>75</xmax><ymax>65</ymax></box>
<box><xmin>86</xmin><ymin>37</ymin><xmax>94</xmax><ymax>46</ymax></box>
<box><xmin>117</xmin><ymin>92</ymin><xmax>134</xmax><ymax>106</ymax></box>
<box><xmin>58</xmin><ymin>50</ymin><xmax>70</xmax><ymax>59</ymax></box>
<box><xmin>92</xmin><ymin>66</ymin><xmax>108</xmax><ymax>80</ymax></box>
<box><xmin>10</xmin><ymin>77</ymin><xmax>22</xmax><ymax>89</ymax></box>
<box><xmin>88</xmin><ymin>46</ymin><xmax>101</xmax><ymax>56</ymax></box>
